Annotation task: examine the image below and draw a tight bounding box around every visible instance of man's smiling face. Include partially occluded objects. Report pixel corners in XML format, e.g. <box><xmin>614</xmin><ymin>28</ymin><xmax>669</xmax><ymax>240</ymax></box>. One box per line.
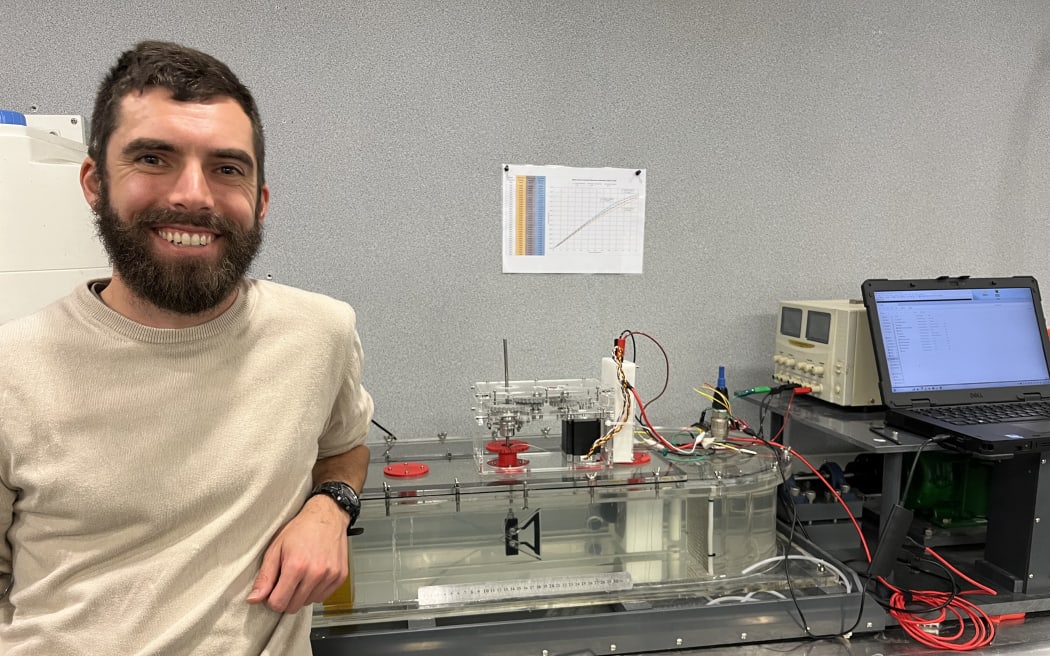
<box><xmin>83</xmin><ymin>87</ymin><xmax>270</xmax><ymax>315</ymax></box>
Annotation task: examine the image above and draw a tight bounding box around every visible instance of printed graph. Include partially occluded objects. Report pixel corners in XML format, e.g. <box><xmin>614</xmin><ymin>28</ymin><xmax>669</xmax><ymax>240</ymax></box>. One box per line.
<box><xmin>547</xmin><ymin>187</ymin><xmax>641</xmax><ymax>253</ymax></box>
<box><xmin>502</xmin><ymin>165</ymin><xmax>646</xmax><ymax>274</ymax></box>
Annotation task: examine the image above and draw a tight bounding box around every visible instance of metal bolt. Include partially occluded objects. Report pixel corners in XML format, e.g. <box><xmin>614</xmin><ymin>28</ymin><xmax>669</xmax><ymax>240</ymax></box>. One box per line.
<box><xmin>70</xmin><ymin>117</ymin><xmax>78</xmax><ymax>125</ymax></box>
<box><xmin>542</xmin><ymin>651</ymin><xmax>549</xmax><ymax>656</ymax></box>
<box><xmin>676</xmin><ymin>638</ymin><xmax>683</xmax><ymax>646</ymax></box>
<box><xmin>741</xmin><ymin>632</ymin><xmax>748</xmax><ymax>640</ymax></box>
<box><xmin>866</xmin><ymin>622</ymin><xmax>873</xmax><ymax>629</ymax></box>
<box><xmin>609</xmin><ymin>645</ymin><xmax>616</xmax><ymax>652</ymax></box>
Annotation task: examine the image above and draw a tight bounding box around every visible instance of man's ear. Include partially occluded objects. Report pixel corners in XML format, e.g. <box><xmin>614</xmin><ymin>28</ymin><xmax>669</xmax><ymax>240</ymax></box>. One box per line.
<box><xmin>80</xmin><ymin>157</ymin><xmax>101</xmax><ymax>208</ymax></box>
<box><xmin>257</xmin><ymin>183</ymin><xmax>270</xmax><ymax>225</ymax></box>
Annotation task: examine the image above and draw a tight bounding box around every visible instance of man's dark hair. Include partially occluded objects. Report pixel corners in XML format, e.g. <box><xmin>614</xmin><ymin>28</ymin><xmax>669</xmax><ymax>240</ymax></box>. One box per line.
<box><xmin>88</xmin><ymin>40</ymin><xmax>265</xmax><ymax>191</ymax></box>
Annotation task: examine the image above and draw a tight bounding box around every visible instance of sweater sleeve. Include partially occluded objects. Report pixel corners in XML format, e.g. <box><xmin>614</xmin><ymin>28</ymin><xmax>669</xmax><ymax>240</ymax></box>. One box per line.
<box><xmin>317</xmin><ymin>306</ymin><xmax>374</xmax><ymax>460</ymax></box>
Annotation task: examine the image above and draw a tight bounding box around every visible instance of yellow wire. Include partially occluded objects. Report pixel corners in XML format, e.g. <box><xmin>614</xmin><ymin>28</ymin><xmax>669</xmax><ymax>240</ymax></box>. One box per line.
<box><xmin>688</xmin><ymin>384</ymin><xmax>730</xmax><ymax>409</ymax></box>
<box><xmin>705</xmin><ymin>383</ymin><xmax>733</xmax><ymax>412</ymax></box>
<box><xmin>693</xmin><ymin>388</ymin><xmax>719</xmax><ymax>406</ymax></box>
<box><xmin>697</xmin><ymin>382</ymin><xmax>732</xmax><ymax>414</ymax></box>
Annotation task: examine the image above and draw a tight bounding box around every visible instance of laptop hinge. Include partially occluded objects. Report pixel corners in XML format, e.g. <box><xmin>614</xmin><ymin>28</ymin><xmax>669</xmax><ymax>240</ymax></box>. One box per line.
<box><xmin>1021</xmin><ymin>392</ymin><xmax>1044</xmax><ymax>402</ymax></box>
<box><xmin>909</xmin><ymin>399</ymin><xmax>932</xmax><ymax>408</ymax></box>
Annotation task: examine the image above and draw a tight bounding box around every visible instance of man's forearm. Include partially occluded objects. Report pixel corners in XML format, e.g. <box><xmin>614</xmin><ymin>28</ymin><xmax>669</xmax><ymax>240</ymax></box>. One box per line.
<box><xmin>251</xmin><ymin>444</ymin><xmax>371</xmax><ymax>612</ymax></box>
<box><xmin>312</xmin><ymin>443</ymin><xmax>370</xmax><ymax>493</ymax></box>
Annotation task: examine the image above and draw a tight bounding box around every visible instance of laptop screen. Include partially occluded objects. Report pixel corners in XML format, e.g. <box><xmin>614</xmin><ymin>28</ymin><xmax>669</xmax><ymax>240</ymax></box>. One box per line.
<box><xmin>871</xmin><ymin>286</ymin><xmax>1050</xmax><ymax>393</ymax></box>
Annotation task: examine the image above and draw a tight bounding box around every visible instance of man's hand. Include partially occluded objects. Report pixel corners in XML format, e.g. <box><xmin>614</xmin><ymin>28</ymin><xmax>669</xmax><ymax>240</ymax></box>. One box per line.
<box><xmin>247</xmin><ymin>495</ymin><xmax>349</xmax><ymax>613</ymax></box>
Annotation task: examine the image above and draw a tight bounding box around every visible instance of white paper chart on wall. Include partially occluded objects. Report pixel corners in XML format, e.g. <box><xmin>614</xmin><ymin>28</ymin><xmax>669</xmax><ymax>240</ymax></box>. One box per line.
<box><xmin>501</xmin><ymin>164</ymin><xmax>646</xmax><ymax>274</ymax></box>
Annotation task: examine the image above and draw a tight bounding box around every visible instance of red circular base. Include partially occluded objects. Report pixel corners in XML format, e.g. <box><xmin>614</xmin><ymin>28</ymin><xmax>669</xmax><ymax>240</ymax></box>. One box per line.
<box><xmin>384</xmin><ymin>462</ymin><xmax>430</xmax><ymax>478</ymax></box>
<box><xmin>487</xmin><ymin>458</ymin><xmax>529</xmax><ymax>470</ymax></box>
<box><xmin>485</xmin><ymin>440</ymin><xmax>529</xmax><ymax>454</ymax></box>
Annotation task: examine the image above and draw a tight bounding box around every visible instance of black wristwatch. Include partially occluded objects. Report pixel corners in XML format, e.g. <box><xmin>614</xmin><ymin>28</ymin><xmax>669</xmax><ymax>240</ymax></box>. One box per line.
<box><xmin>309</xmin><ymin>481</ymin><xmax>361</xmax><ymax>534</ymax></box>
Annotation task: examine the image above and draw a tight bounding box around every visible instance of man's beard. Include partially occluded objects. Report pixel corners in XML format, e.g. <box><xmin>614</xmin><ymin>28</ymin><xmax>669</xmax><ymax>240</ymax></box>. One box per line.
<box><xmin>93</xmin><ymin>186</ymin><xmax>263</xmax><ymax>316</ymax></box>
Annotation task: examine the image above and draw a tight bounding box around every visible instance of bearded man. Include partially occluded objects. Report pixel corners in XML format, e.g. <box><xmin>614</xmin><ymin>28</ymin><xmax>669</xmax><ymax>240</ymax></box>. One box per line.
<box><xmin>0</xmin><ymin>41</ymin><xmax>373</xmax><ymax>655</ymax></box>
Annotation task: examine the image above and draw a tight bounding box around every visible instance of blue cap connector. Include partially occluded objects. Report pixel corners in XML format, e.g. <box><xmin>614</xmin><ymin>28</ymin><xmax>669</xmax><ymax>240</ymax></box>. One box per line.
<box><xmin>0</xmin><ymin>110</ymin><xmax>27</xmax><ymax>126</ymax></box>
<box><xmin>716</xmin><ymin>365</ymin><xmax>726</xmax><ymax>390</ymax></box>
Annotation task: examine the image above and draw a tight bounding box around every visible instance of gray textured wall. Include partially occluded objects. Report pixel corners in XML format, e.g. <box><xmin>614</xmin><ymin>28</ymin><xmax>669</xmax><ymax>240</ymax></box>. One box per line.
<box><xmin>4</xmin><ymin>2</ymin><xmax>1050</xmax><ymax>438</ymax></box>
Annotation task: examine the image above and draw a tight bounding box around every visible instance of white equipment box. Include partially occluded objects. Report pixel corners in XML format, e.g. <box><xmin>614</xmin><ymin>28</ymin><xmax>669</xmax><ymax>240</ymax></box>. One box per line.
<box><xmin>0</xmin><ymin>113</ymin><xmax>110</xmax><ymax>323</ymax></box>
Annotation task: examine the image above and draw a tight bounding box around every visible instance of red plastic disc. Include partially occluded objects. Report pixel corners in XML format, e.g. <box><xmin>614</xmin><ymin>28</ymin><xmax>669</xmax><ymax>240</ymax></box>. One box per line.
<box><xmin>488</xmin><ymin>444</ymin><xmax>529</xmax><ymax>469</ymax></box>
<box><xmin>383</xmin><ymin>462</ymin><xmax>430</xmax><ymax>478</ymax></box>
<box><xmin>487</xmin><ymin>458</ymin><xmax>529</xmax><ymax>470</ymax></box>
<box><xmin>485</xmin><ymin>440</ymin><xmax>530</xmax><ymax>454</ymax></box>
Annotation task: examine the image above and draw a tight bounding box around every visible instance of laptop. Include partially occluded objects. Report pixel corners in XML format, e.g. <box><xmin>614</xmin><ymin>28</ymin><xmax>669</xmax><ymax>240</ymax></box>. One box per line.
<box><xmin>861</xmin><ymin>276</ymin><xmax>1050</xmax><ymax>457</ymax></box>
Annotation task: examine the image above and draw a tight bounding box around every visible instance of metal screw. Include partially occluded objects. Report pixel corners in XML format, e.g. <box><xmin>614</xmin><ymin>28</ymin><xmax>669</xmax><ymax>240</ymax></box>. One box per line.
<box><xmin>70</xmin><ymin>117</ymin><xmax>78</xmax><ymax>125</ymax></box>
<box><xmin>1037</xmin><ymin>518</ymin><xmax>1042</xmax><ymax>524</ymax></box>
<box><xmin>676</xmin><ymin>638</ymin><xmax>683</xmax><ymax>646</ymax></box>
<box><xmin>609</xmin><ymin>645</ymin><xmax>616</xmax><ymax>652</ymax></box>
<box><xmin>741</xmin><ymin>632</ymin><xmax>748</xmax><ymax>640</ymax></box>
<box><xmin>542</xmin><ymin>651</ymin><xmax>549</xmax><ymax>656</ymax></box>
<box><xmin>1030</xmin><ymin>574</ymin><xmax>1035</xmax><ymax>579</ymax></box>
<box><xmin>866</xmin><ymin>622</ymin><xmax>873</xmax><ymax>629</ymax></box>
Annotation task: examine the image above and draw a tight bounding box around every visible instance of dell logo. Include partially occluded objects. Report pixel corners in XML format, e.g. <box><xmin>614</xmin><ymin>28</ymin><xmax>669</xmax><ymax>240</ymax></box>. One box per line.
<box><xmin>970</xmin><ymin>392</ymin><xmax>984</xmax><ymax>399</ymax></box>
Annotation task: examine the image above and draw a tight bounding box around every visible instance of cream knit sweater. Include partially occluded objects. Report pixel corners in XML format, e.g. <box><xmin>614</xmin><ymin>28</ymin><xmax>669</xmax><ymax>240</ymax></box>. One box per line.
<box><xmin>0</xmin><ymin>278</ymin><xmax>373</xmax><ymax>655</ymax></box>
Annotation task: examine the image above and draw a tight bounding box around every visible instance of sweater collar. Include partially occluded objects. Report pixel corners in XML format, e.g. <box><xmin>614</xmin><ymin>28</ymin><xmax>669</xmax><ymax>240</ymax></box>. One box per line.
<box><xmin>75</xmin><ymin>278</ymin><xmax>254</xmax><ymax>344</ymax></box>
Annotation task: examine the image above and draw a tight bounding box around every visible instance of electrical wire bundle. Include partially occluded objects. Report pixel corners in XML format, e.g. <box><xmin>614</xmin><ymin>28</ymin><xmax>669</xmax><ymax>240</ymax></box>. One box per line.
<box><xmin>601</xmin><ymin>330</ymin><xmax>693</xmax><ymax>457</ymax></box>
<box><xmin>879</xmin><ymin>543</ymin><xmax>997</xmax><ymax>650</ymax></box>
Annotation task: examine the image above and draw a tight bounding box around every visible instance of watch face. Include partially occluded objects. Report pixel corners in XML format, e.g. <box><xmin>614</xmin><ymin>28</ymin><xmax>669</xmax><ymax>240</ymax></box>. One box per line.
<box><xmin>315</xmin><ymin>482</ymin><xmax>360</xmax><ymax>521</ymax></box>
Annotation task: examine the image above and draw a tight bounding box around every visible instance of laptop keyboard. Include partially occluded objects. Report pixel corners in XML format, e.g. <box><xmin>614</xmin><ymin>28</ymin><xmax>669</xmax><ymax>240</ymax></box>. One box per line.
<box><xmin>915</xmin><ymin>401</ymin><xmax>1050</xmax><ymax>425</ymax></box>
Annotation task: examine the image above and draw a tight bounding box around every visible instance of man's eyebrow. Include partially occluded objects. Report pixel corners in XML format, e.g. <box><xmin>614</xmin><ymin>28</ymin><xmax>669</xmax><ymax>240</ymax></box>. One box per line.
<box><xmin>212</xmin><ymin>148</ymin><xmax>256</xmax><ymax>172</ymax></box>
<box><xmin>121</xmin><ymin>138</ymin><xmax>177</xmax><ymax>157</ymax></box>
